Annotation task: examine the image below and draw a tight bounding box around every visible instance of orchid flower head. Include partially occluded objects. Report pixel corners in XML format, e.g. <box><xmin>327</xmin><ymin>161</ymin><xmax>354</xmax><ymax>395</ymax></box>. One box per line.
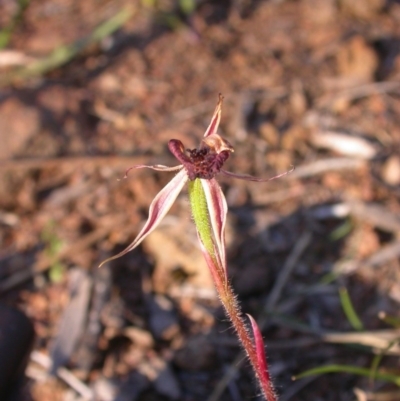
<box><xmin>99</xmin><ymin>94</ymin><xmax>291</xmax><ymax>268</ymax></box>
<box><xmin>99</xmin><ymin>94</ymin><xmax>283</xmax><ymax>401</ymax></box>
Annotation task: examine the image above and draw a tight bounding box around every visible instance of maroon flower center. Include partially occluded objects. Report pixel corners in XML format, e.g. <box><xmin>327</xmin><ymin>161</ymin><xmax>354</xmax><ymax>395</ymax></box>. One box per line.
<box><xmin>168</xmin><ymin>139</ymin><xmax>231</xmax><ymax>180</ymax></box>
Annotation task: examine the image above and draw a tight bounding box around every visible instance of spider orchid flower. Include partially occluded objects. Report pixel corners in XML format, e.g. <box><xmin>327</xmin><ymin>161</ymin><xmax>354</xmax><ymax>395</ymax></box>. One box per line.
<box><xmin>100</xmin><ymin>95</ymin><xmax>289</xmax><ymax>401</ymax></box>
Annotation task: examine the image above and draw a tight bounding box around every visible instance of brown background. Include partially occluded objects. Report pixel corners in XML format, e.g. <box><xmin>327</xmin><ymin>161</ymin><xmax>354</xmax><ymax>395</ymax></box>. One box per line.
<box><xmin>1</xmin><ymin>1</ymin><xmax>400</xmax><ymax>400</ymax></box>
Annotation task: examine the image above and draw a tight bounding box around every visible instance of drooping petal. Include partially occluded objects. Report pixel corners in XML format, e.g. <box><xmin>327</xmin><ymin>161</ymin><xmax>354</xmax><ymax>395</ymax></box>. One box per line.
<box><xmin>99</xmin><ymin>169</ymin><xmax>188</xmax><ymax>267</ymax></box>
<box><xmin>124</xmin><ymin>164</ymin><xmax>183</xmax><ymax>178</ymax></box>
<box><xmin>220</xmin><ymin>166</ymin><xmax>294</xmax><ymax>182</ymax></box>
<box><xmin>247</xmin><ymin>314</ymin><xmax>276</xmax><ymax>401</ymax></box>
<box><xmin>204</xmin><ymin>94</ymin><xmax>223</xmax><ymax>138</ymax></box>
<box><xmin>200</xmin><ymin>178</ymin><xmax>228</xmax><ymax>276</ymax></box>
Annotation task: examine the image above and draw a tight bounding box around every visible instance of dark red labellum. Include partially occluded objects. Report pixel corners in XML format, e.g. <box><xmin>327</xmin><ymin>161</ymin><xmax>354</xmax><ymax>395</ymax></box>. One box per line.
<box><xmin>168</xmin><ymin>139</ymin><xmax>231</xmax><ymax>180</ymax></box>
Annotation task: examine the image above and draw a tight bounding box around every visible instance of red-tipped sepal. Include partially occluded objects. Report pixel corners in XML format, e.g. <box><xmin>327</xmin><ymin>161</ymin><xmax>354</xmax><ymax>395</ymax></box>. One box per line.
<box><xmin>247</xmin><ymin>314</ymin><xmax>277</xmax><ymax>401</ymax></box>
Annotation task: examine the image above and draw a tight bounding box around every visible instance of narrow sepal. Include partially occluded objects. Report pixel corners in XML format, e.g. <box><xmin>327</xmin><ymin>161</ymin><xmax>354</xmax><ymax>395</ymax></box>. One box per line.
<box><xmin>221</xmin><ymin>166</ymin><xmax>294</xmax><ymax>182</ymax></box>
<box><xmin>204</xmin><ymin>94</ymin><xmax>223</xmax><ymax>138</ymax></box>
<box><xmin>124</xmin><ymin>164</ymin><xmax>183</xmax><ymax>178</ymax></box>
<box><xmin>99</xmin><ymin>169</ymin><xmax>188</xmax><ymax>267</ymax></box>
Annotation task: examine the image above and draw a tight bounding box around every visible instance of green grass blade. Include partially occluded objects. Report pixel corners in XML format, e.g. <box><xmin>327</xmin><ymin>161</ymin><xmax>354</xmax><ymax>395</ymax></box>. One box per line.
<box><xmin>294</xmin><ymin>364</ymin><xmax>400</xmax><ymax>386</ymax></box>
<box><xmin>339</xmin><ymin>287</ymin><xmax>364</xmax><ymax>331</ymax></box>
<box><xmin>329</xmin><ymin>219</ymin><xmax>353</xmax><ymax>241</ymax></box>
<box><xmin>0</xmin><ymin>0</ymin><xmax>30</xmax><ymax>49</ymax></box>
<box><xmin>0</xmin><ymin>6</ymin><xmax>134</xmax><ymax>85</ymax></box>
<box><xmin>370</xmin><ymin>338</ymin><xmax>400</xmax><ymax>386</ymax></box>
<box><xmin>379</xmin><ymin>312</ymin><xmax>400</xmax><ymax>328</ymax></box>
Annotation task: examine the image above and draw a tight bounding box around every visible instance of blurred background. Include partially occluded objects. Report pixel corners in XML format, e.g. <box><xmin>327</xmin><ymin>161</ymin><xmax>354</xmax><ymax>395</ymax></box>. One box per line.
<box><xmin>1</xmin><ymin>0</ymin><xmax>400</xmax><ymax>400</ymax></box>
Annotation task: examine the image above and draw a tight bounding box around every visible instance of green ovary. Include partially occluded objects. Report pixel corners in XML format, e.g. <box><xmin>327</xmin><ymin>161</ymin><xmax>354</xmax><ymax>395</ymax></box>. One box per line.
<box><xmin>188</xmin><ymin>178</ymin><xmax>215</xmax><ymax>258</ymax></box>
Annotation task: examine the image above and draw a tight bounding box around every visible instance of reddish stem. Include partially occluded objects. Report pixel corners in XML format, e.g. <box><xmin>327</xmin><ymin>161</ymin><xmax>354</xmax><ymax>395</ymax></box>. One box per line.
<box><xmin>216</xmin><ymin>279</ymin><xmax>277</xmax><ymax>401</ymax></box>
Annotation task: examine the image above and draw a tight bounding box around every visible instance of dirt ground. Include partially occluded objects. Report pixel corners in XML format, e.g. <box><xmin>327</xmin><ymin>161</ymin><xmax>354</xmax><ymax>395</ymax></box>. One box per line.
<box><xmin>1</xmin><ymin>0</ymin><xmax>400</xmax><ymax>400</ymax></box>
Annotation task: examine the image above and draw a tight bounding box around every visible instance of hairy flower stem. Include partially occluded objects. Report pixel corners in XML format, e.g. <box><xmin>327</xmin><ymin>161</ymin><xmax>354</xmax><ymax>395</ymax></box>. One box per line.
<box><xmin>221</xmin><ymin>285</ymin><xmax>276</xmax><ymax>401</ymax></box>
<box><xmin>188</xmin><ymin>178</ymin><xmax>276</xmax><ymax>401</ymax></box>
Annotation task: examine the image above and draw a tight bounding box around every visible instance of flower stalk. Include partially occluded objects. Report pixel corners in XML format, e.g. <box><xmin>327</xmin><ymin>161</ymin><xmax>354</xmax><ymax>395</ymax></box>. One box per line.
<box><xmin>188</xmin><ymin>177</ymin><xmax>276</xmax><ymax>401</ymax></box>
<box><xmin>100</xmin><ymin>95</ymin><xmax>291</xmax><ymax>400</ymax></box>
